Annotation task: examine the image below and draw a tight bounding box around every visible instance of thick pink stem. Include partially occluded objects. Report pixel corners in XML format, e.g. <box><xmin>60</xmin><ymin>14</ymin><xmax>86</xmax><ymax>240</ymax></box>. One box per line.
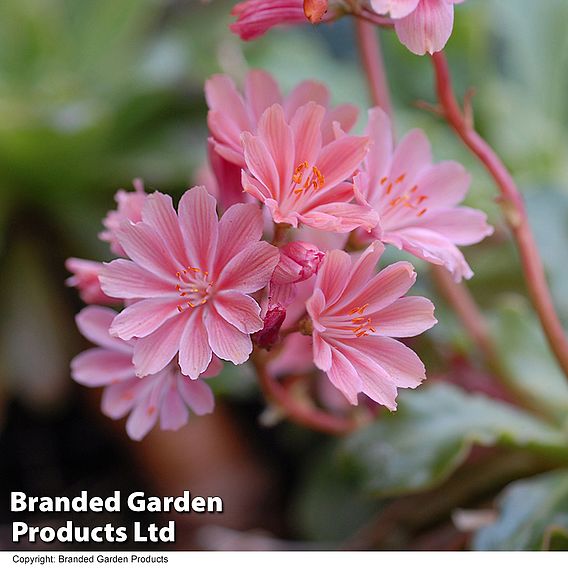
<box><xmin>431</xmin><ymin>51</ymin><xmax>568</xmax><ymax>379</ymax></box>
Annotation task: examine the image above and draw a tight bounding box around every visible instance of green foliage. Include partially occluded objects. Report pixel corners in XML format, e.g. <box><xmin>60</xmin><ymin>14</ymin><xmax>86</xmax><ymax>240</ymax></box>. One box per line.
<box><xmin>340</xmin><ymin>384</ymin><xmax>568</xmax><ymax>497</ymax></box>
<box><xmin>473</xmin><ymin>469</ymin><xmax>568</xmax><ymax>550</ymax></box>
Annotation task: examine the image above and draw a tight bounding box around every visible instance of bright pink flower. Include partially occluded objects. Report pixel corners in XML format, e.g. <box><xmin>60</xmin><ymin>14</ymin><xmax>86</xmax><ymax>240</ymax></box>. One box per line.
<box><xmin>354</xmin><ymin>108</ymin><xmax>493</xmax><ymax>281</ymax></box>
<box><xmin>205</xmin><ymin>69</ymin><xmax>358</xmax><ymax>168</ymax></box>
<box><xmin>99</xmin><ymin>178</ymin><xmax>146</xmax><ymax>256</ymax></box>
<box><xmin>100</xmin><ymin>186</ymin><xmax>279</xmax><ymax>378</ymax></box>
<box><xmin>65</xmin><ymin>258</ymin><xmax>113</xmax><ymax>305</ymax></box>
<box><xmin>71</xmin><ymin>306</ymin><xmax>217</xmax><ymax>441</ymax></box>
<box><xmin>230</xmin><ymin>0</ymin><xmax>332</xmax><ymax>41</ymax></box>
<box><xmin>306</xmin><ymin>241</ymin><xmax>437</xmax><ymax>409</ymax></box>
<box><xmin>241</xmin><ymin>103</ymin><xmax>377</xmax><ymax>232</ymax></box>
<box><xmin>370</xmin><ymin>0</ymin><xmax>465</xmax><ymax>55</ymax></box>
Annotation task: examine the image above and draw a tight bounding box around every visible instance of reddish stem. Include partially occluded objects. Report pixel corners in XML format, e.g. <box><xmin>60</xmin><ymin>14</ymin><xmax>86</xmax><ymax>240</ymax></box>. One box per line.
<box><xmin>431</xmin><ymin>51</ymin><xmax>568</xmax><ymax>379</ymax></box>
<box><xmin>354</xmin><ymin>19</ymin><xmax>393</xmax><ymax>118</ymax></box>
<box><xmin>251</xmin><ymin>351</ymin><xmax>357</xmax><ymax>436</ymax></box>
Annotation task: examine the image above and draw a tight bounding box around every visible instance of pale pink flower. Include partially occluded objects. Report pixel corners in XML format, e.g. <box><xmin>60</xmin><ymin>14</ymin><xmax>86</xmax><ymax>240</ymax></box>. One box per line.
<box><xmin>100</xmin><ymin>186</ymin><xmax>279</xmax><ymax>378</ymax></box>
<box><xmin>354</xmin><ymin>108</ymin><xmax>493</xmax><ymax>281</ymax></box>
<box><xmin>306</xmin><ymin>241</ymin><xmax>437</xmax><ymax>409</ymax></box>
<box><xmin>71</xmin><ymin>306</ymin><xmax>217</xmax><ymax>441</ymax></box>
<box><xmin>230</xmin><ymin>0</ymin><xmax>332</xmax><ymax>41</ymax></box>
<box><xmin>65</xmin><ymin>258</ymin><xmax>113</xmax><ymax>305</ymax></box>
<box><xmin>370</xmin><ymin>0</ymin><xmax>465</xmax><ymax>55</ymax></box>
<box><xmin>206</xmin><ymin>69</ymin><xmax>358</xmax><ymax>168</ymax></box>
<box><xmin>241</xmin><ymin>103</ymin><xmax>377</xmax><ymax>232</ymax></box>
<box><xmin>99</xmin><ymin>178</ymin><xmax>146</xmax><ymax>256</ymax></box>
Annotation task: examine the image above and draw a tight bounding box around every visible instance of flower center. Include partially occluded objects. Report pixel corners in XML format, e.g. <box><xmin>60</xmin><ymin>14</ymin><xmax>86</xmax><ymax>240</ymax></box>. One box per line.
<box><xmin>175</xmin><ymin>267</ymin><xmax>213</xmax><ymax>312</ymax></box>
<box><xmin>291</xmin><ymin>161</ymin><xmax>325</xmax><ymax>196</ymax></box>
<box><xmin>380</xmin><ymin>173</ymin><xmax>428</xmax><ymax>217</ymax></box>
<box><xmin>348</xmin><ymin>304</ymin><xmax>376</xmax><ymax>338</ymax></box>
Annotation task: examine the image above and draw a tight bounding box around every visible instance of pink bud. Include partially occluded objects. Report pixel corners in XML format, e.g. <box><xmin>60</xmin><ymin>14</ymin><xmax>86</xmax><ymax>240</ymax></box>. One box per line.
<box><xmin>272</xmin><ymin>241</ymin><xmax>324</xmax><ymax>285</ymax></box>
<box><xmin>65</xmin><ymin>258</ymin><xmax>113</xmax><ymax>305</ymax></box>
<box><xmin>252</xmin><ymin>304</ymin><xmax>287</xmax><ymax>351</ymax></box>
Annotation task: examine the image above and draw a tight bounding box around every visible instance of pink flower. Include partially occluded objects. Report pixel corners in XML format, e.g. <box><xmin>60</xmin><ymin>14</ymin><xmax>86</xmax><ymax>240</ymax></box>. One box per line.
<box><xmin>205</xmin><ymin>69</ymin><xmax>358</xmax><ymax>168</ymax></box>
<box><xmin>306</xmin><ymin>241</ymin><xmax>437</xmax><ymax>409</ymax></box>
<box><xmin>241</xmin><ymin>103</ymin><xmax>377</xmax><ymax>232</ymax></box>
<box><xmin>354</xmin><ymin>108</ymin><xmax>493</xmax><ymax>281</ymax></box>
<box><xmin>230</xmin><ymin>0</ymin><xmax>331</xmax><ymax>41</ymax></box>
<box><xmin>370</xmin><ymin>0</ymin><xmax>465</xmax><ymax>55</ymax></box>
<box><xmin>100</xmin><ymin>186</ymin><xmax>279</xmax><ymax>378</ymax></box>
<box><xmin>99</xmin><ymin>178</ymin><xmax>146</xmax><ymax>256</ymax></box>
<box><xmin>71</xmin><ymin>306</ymin><xmax>217</xmax><ymax>441</ymax></box>
<box><xmin>65</xmin><ymin>258</ymin><xmax>113</xmax><ymax>305</ymax></box>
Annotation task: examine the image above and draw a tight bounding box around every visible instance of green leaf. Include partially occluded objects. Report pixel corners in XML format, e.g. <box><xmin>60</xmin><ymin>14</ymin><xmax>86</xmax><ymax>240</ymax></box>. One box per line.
<box><xmin>340</xmin><ymin>383</ymin><xmax>568</xmax><ymax>497</ymax></box>
<box><xmin>473</xmin><ymin>469</ymin><xmax>568</xmax><ymax>550</ymax></box>
<box><xmin>491</xmin><ymin>298</ymin><xmax>568</xmax><ymax>421</ymax></box>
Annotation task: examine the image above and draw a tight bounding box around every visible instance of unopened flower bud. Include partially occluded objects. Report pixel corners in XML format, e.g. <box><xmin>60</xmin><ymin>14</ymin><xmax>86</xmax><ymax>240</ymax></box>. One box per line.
<box><xmin>252</xmin><ymin>304</ymin><xmax>287</xmax><ymax>351</ymax></box>
<box><xmin>272</xmin><ymin>241</ymin><xmax>325</xmax><ymax>285</ymax></box>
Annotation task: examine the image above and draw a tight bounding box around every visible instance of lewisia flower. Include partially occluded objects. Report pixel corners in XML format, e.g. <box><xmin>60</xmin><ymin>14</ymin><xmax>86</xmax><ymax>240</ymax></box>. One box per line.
<box><xmin>100</xmin><ymin>186</ymin><xmax>279</xmax><ymax>378</ymax></box>
<box><xmin>205</xmin><ymin>69</ymin><xmax>358</xmax><ymax>168</ymax></box>
<box><xmin>65</xmin><ymin>258</ymin><xmax>112</xmax><ymax>305</ymax></box>
<box><xmin>306</xmin><ymin>242</ymin><xmax>436</xmax><ymax>409</ymax></box>
<box><xmin>230</xmin><ymin>0</ymin><xmax>331</xmax><ymax>41</ymax></box>
<box><xmin>354</xmin><ymin>108</ymin><xmax>492</xmax><ymax>281</ymax></box>
<box><xmin>71</xmin><ymin>307</ymin><xmax>216</xmax><ymax>441</ymax></box>
<box><xmin>99</xmin><ymin>178</ymin><xmax>147</xmax><ymax>256</ymax></box>
<box><xmin>370</xmin><ymin>0</ymin><xmax>465</xmax><ymax>55</ymax></box>
<box><xmin>241</xmin><ymin>103</ymin><xmax>377</xmax><ymax>232</ymax></box>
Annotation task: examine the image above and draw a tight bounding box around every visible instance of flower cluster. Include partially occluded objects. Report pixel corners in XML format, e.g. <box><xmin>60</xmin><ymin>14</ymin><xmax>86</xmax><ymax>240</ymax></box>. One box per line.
<box><xmin>68</xmin><ymin>73</ymin><xmax>489</xmax><ymax>437</ymax></box>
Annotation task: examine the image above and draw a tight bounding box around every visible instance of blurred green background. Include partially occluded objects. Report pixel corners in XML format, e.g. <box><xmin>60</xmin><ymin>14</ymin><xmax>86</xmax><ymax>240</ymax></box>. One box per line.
<box><xmin>1</xmin><ymin>0</ymin><xmax>568</xmax><ymax>552</ymax></box>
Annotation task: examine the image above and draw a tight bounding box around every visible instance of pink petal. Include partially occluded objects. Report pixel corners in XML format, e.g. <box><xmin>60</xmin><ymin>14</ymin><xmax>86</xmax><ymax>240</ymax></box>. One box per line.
<box><xmin>306</xmin><ymin>288</ymin><xmax>327</xmax><ymax>332</ymax></box>
<box><xmin>284</xmin><ymin>80</ymin><xmax>330</xmax><ymax>119</ymax></box>
<box><xmin>214</xmin><ymin>290</ymin><xmax>263</xmax><ymax>334</ymax></box>
<box><xmin>101</xmin><ymin>378</ymin><xmax>142</xmax><ymax>420</ymax></box>
<box><xmin>241</xmin><ymin>132</ymin><xmax>280</xmax><ymax>198</ymax></box>
<box><xmin>216</xmin><ymin>241</ymin><xmax>279</xmax><ymax>294</ymax></box>
<box><xmin>116</xmin><ymin>221</ymin><xmax>180</xmax><ymax>281</ymax></box>
<box><xmin>204</xmin><ymin>307</ymin><xmax>253</xmax><ymax>364</ymax></box>
<box><xmin>344</xmin><ymin>261</ymin><xmax>417</xmax><ymax>314</ymax></box>
<box><xmin>290</xmin><ymin>102</ymin><xmax>324</xmax><ymax>167</ymax></box>
<box><xmin>160</xmin><ymin>378</ymin><xmax>189</xmax><ymax>431</ymax></box>
<box><xmin>315</xmin><ymin>249</ymin><xmax>351</xmax><ymax>305</ymax></box>
<box><xmin>387</xmin><ymin>227</ymin><xmax>473</xmax><ymax>281</ymax></box>
<box><xmin>337</xmin><ymin>344</ymin><xmax>399</xmax><ymax>410</ymax></box>
<box><xmin>110</xmin><ymin>298</ymin><xmax>179</xmax><ymax>340</ymax></box>
<box><xmin>389</xmin><ymin>128</ymin><xmax>432</xmax><ymax>183</ymax></box>
<box><xmin>257</xmin><ymin>104</ymin><xmax>295</xmax><ymax>198</ymax></box>
<box><xmin>178</xmin><ymin>310</ymin><xmax>212</xmax><ymax>379</ymax></box>
<box><xmin>355</xmin><ymin>335</ymin><xmax>426</xmax><ymax>388</ymax></box>
<box><xmin>346</xmin><ymin>241</ymin><xmax>385</xmax><ymax>291</ymax></box>
<box><xmin>327</xmin><ymin>347</ymin><xmax>362</xmax><ymax>405</ymax></box>
<box><xmin>132</xmin><ymin>315</ymin><xmax>186</xmax><ymax>376</ymax></box>
<box><xmin>370</xmin><ymin>0</ymin><xmax>420</xmax><ymax>18</ymax></box>
<box><xmin>395</xmin><ymin>0</ymin><xmax>455</xmax><ymax>55</ymax></box>
<box><xmin>142</xmin><ymin>192</ymin><xmax>187</xmax><ymax>265</ymax></box>
<box><xmin>414</xmin><ymin>161</ymin><xmax>471</xmax><ymax>208</ymax></box>
<box><xmin>202</xmin><ymin>356</ymin><xmax>223</xmax><ymax>378</ymax></box>
<box><xmin>306</xmin><ymin>202</ymin><xmax>379</xmax><ymax>232</ymax></box>
<box><xmin>75</xmin><ymin>306</ymin><xmax>131</xmax><ymax>352</ymax></box>
<box><xmin>245</xmin><ymin>69</ymin><xmax>282</xmax><ymax>122</ymax></box>
<box><xmin>205</xmin><ymin>74</ymin><xmax>251</xmax><ymax>151</ymax></box>
<box><xmin>215</xmin><ymin>202</ymin><xmax>264</xmax><ymax>272</ymax></box>
<box><xmin>126</xmin><ymin>389</ymin><xmax>160</xmax><ymax>441</ymax></box>
<box><xmin>373</xmin><ymin>296</ymin><xmax>437</xmax><ymax>337</ymax></box>
<box><xmin>178</xmin><ymin>186</ymin><xmax>219</xmax><ymax>270</ymax></box>
<box><xmin>322</xmin><ymin>104</ymin><xmax>359</xmax><ymax>144</ymax></box>
<box><xmin>71</xmin><ymin>348</ymin><xmax>135</xmax><ymax>387</ymax></box>
<box><xmin>313</xmin><ymin>332</ymin><xmax>332</xmax><ymax>371</ymax></box>
<box><xmin>316</xmin><ymin>135</ymin><xmax>369</xmax><ymax>189</ymax></box>
<box><xmin>177</xmin><ymin>377</ymin><xmax>215</xmax><ymax>415</ymax></box>
<box><xmin>100</xmin><ymin>259</ymin><xmax>174</xmax><ymax>300</ymax></box>
<box><xmin>415</xmin><ymin>206</ymin><xmax>493</xmax><ymax>245</ymax></box>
